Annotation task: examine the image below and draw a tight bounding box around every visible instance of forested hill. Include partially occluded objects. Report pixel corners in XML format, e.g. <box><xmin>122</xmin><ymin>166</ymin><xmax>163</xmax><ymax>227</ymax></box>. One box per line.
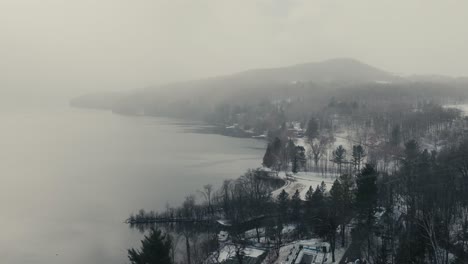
<box><xmin>70</xmin><ymin>58</ymin><xmax>468</xmax><ymax>122</ymax></box>
<box><xmin>70</xmin><ymin>59</ymin><xmax>394</xmax><ymax>111</ymax></box>
<box><xmin>230</xmin><ymin>58</ymin><xmax>395</xmax><ymax>83</ymax></box>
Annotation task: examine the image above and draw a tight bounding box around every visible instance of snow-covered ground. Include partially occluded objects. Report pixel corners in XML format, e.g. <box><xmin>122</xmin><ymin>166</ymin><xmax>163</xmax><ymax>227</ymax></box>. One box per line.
<box><xmin>444</xmin><ymin>104</ymin><xmax>468</xmax><ymax>116</ymax></box>
<box><xmin>263</xmin><ymin>239</ymin><xmax>347</xmax><ymax>264</ymax></box>
<box><xmin>295</xmin><ymin>129</ymin><xmax>357</xmax><ymax>150</ymax></box>
<box><xmin>272</xmin><ymin>171</ymin><xmax>337</xmax><ymax>200</ymax></box>
<box><xmin>244</xmin><ymin>224</ymin><xmax>298</xmax><ymax>245</ymax></box>
<box><xmin>215</xmin><ymin>244</ymin><xmax>265</xmax><ymax>262</ymax></box>
<box><xmin>333</xmin><ymin>130</ymin><xmax>356</xmax><ymax>151</ymax></box>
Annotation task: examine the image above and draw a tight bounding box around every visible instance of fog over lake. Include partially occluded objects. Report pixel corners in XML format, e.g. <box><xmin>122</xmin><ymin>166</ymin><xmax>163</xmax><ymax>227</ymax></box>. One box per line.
<box><xmin>0</xmin><ymin>99</ymin><xmax>264</xmax><ymax>264</ymax></box>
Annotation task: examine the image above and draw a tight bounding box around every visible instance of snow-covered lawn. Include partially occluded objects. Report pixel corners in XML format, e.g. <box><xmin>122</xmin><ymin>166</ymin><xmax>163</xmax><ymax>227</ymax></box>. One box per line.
<box><xmin>295</xmin><ymin>130</ymin><xmax>356</xmax><ymax>151</ymax></box>
<box><xmin>263</xmin><ymin>239</ymin><xmax>347</xmax><ymax>264</ymax></box>
<box><xmin>215</xmin><ymin>244</ymin><xmax>265</xmax><ymax>262</ymax></box>
<box><xmin>244</xmin><ymin>224</ymin><xmax>297</xmax><ymax>245</ymax></box>
<box><xmin>333</xmin><ymin>131</ymin><xmax>355</xmax><ymax>151</ymax></box>
<box><xmin>272</xmin><ymin>171</ymin><xmax>337</xmax><ymax>200</ymax></box>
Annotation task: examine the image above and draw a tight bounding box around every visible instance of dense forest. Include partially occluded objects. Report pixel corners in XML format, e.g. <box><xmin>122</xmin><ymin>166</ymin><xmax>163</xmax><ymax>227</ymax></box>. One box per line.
<box><xmin>127</xmin><ymin>134</ymin><xmax>468</xmax><ymax>263</ymax></box>
<box><xmin>124</xmin><ymin>89</ymin><xmax>468</xmax><ymax>263</ymax></box>
<box><xmin>71</xmin><ymin>59</ymin><xmax>468</xmax><ymax>128</ymax></box>
<box><xmin>73</xmin><ymin>59</ymin><xmax>468</xmax><ymax>263</ymax></box>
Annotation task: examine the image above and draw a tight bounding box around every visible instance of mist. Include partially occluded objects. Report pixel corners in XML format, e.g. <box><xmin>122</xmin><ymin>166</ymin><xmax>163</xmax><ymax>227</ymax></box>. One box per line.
<box><xmin>2</xmin><ymin>0</ymin><xmax>468</xmax><ymax>98</ymax></box>
<box><xmin>3</xmin><ymin>1</ymin><xmax>468</xmax><ymax>264</ymax></box>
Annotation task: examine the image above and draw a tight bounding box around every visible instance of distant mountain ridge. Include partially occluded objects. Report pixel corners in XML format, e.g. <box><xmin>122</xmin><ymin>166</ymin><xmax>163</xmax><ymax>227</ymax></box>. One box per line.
<box><xmin>229</xmin><ymin>58</ymin><xmax>398</xmax><ymax>83</ymax></box>
<box><xmin>70</xmin><ymin>58</ymin><xmax>468</xmax><ymax>118</ymax></box>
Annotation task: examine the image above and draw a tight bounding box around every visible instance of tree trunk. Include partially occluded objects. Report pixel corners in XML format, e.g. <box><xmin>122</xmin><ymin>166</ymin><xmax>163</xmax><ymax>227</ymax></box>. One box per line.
<box><xmin>341</xmin><ymin>224</ymin><xmax>346</xmax><ymax>247</ymax></box>
<box><xmin>331</xmin><ymin>235</ymin><xmax>336</xmax><ymax>262</ymax></box>
<box><xmin>367</xmin><ymin>235</ymin><xmax>371</xmax><ymax>261</ymax></box>
<box><xmin>255</xmin><ymin>226</ymin><xmax>261</xmax><ymax>243</ymax></box>
<box><xmin>236</xmin><ymin>250</ymin><xmax>244</xmax><ymax>264</ymax></box>
<box><xmin>185</xmin><ymin>235</ymin><xmax>191</xmax><ymax>264</ymax></box>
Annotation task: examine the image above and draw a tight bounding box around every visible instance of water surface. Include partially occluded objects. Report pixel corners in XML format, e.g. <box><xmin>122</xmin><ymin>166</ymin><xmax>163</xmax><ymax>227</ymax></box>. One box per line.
<box><xmin>0</xmin><ymin>101</ymin><xmax>264</xmax><ymax>264</ymax></box>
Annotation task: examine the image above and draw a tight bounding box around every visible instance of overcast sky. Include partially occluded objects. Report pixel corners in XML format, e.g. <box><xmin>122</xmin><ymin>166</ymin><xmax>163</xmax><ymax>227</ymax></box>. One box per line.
<box><xmin>1</xmin><ymin>0</ymin><xmax>468</xmax><ymax>96</ymax></box>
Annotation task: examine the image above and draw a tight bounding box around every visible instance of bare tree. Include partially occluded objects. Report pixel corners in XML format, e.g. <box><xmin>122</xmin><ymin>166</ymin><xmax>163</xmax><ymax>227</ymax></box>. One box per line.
<box><xmin>310</xmin><ymin>136</ymin><xmax>331</xmax><ymax>171</ymax></box>
<box><xmin>198</xmin><ymin>184</ymin><xmax>213</xmax><ymax>215</ymax></box>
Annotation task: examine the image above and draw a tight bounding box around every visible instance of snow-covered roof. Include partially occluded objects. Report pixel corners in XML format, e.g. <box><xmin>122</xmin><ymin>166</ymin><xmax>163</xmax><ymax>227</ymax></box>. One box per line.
<box><xmin>216</xmin><ymin>245</ymin><xmax>265</xmax><ymax>263</ymax></box>
<box><xmin>216</xmin><ymin>219</ymin><xmax>232</xmax><ymax>227</ymax></box>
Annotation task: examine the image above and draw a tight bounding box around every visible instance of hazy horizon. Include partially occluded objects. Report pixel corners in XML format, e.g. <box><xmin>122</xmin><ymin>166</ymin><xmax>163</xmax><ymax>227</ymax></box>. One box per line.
<box><xmin>2</xmin><ymin>0</ymin><xmax>468</xmax><ymax>97</ymax></box>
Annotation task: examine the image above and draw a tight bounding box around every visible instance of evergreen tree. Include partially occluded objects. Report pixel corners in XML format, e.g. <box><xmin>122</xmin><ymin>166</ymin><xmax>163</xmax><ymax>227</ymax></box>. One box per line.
<box><xmin>330</xmin><ymin>180</ymin><xmax>343</xmax><ymax>217</ymax></box>
<box><xmin>292</xmin><ymin>151</ymin><xmax>299</xmax><ymax>174</ymax></box>
<box><xmin>308</xmin><ymin>181</ymin><xmax>338</xmax><ymax>262</ymax></box>
<box><xmin>296</xmin><ymin>146</ymin><xmax>307</xmax><ymax>170</ymax></box>
<box><xmin>333</xmin><ymin>145</ymin><xmax>347</xmax><ymax>175</ymax></box>
<box><xmin>305</xmin><ymin>186</ymin><xmax>314</xmax><ymax>202</ymax></box>
<box><xmin>352</xmin><ymin>145</ymin><xmax>366</xmax><ymax>172</ymax></box>
<box><xmin>262</xmin><ymin>143</ymin><xmax>276</xmax><ymax>168</ymax></box>
<box><xmin>306</xmin><ymin>117</ymin><xmax>320</xmax><ymax>140</ymax></box>
<box><xmin>128</xmin><ymin>228</ymin><xmax>173</xmax><ymax>264</ymax></box>
<box><xmin>310</xmin><ymin>183</ymin><xmax>326</xmax><ymax>225</ymax></box>
<box><xmin>356</xmin><ymin>164</ymin><xmax>378</xmax><ymax>222</ymax></box>
<box><xmin>390</xmin><ymin>124</ymin><xmax>401</xmax><ymax>146</ymax></box>
<box><xmin>325</xmin><ymin>179</ymin><xmax>344</xmax><ymax>262</ymax></box>
<box><xmin>292</xmin><ymin>146</ymin><xmax>306</xmax><ymax>173</ymax></box>
<box><xmin>318</xmin><ymin>181</ymin><xmax>327</xmax><ymax>195</ymax></box>
<box><xmin>277</xmin><ymin>189</ymin><xmax>290</xmax><ymax>220</ymax></box>
<box><xmin>356</xmin><ymin>164</ymin><xmax>378</xmax><ymax>259</ymax></box>
<box><xmin>291</xmin><ymin>189</ymin><xmax>302</xmax><ymax>221</ymax></box>
<box><xmin>338</xmin><ymin>173</ymin><xmax>354</xmax><ymax>247</ymax></box>
<box><xmin>263</xmin><ymin>137</ymin><xmax>282</xmax><ymax>170</ymax></box>
<box><xmin>285</xmin><ymin>139</ymin><xmax>296</xmax><ymax>169</ymax></box>
<box><xmin>304</xmin><ymin>186</ymin><xmax>315</xmax><ymax>229</ymax></box>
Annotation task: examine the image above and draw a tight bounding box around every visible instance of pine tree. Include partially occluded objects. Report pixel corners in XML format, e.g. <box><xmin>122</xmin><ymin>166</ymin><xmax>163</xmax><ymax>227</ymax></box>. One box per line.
<box><xmin>319</xmin><ymin>181</ymin><xmax>327</xmax><ymax>194</ymax></box>
<box><xmin>352</xmin><ymin>145</ymin><xmax>366</xmax><ymax>172</ymax></box>
<box><xmin>277</xmin><ymin>189</ymin><xmax>290</xmax><ymax>220</ymax></box>
<box><xmin>330</xmin><ymin>180</ymin><xmax>343</xmax><ymax>214</ymax></box>
<box><xmin>333</xmin><ymin>145</ymin><xmax>347</xmax><ymax>175</ymax></box>
<box><xmin>263</xmin><ymin>137</ymin><xmax>282</xmax><ymax>170</ymax></box>
<box><xmin>292</xmin><ymin>150</ymin><xmax>299</xmax><ymax>174</ymax></box>
<box><xmin>128</xmin><ymin>228</ymin><xmax>173</xmax><ymax>264</ymax></box>
<box><xmin>304</xmin><ymin>186</ymin><xmax>315</xmax><ymax>226</ymax></box>
<box><xmin>292</xmin><ymin>146</ymin><xmax>306</xmax><ymax>173</ymax></box>
<box><xmin>263</xmin><ymin>143</ymin><xmax>276</xmax><ymax>168</ymax></box>
<box><xmin>308</xmin><ymin>181</ymin><xmax>338</xmax><ymax>262</ymax></box>
<box><xmin>291</xmin><ymin>189</ymin><xmax>302</xmax><ymax>221</ymax></box>
<box><xmin>326</xmin><ymin>179</ymin><xmax>344</xmax><ymax>262</ymax></box>
<box><xmin>306</xmin><ymin>117</ymin><xmax>319</xmax><ymax>141</ymax></box>
<box><xmin>305</xmin><ymin>186</ymin><xmax>314</xmax><ymax>202</ymax></box>
<box><xmin>356</xmin><ymin>163</ymin><xmax>378</xmax><ymax>259</ymax></box>
<box><xmin>286</xmin><ymin>139</ymin><xmax>296</xmax><ymax>170</ymax></box>
<box><xmin>296</xmin><ymin>146</ymin><xmax>307</xmax><ymax>170</ymax></box>
<box><xmin>390</xmin><ymin>124</ymin><xmax>401</xmax><ymax>146</ymax></box>
<box><xmin>339</xmin><ymin>173</ymin><xmax>354</xmax><ymax>247</ymax></box>
<box><xmin>356</xmin><ymin>164</ymin><xmax>377</xmax><ymax>222</ymax></box>
<box><xmin>311</xmin><ymin>183</ymin><xmax>326</xmax><ymax>214</ymax></box>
